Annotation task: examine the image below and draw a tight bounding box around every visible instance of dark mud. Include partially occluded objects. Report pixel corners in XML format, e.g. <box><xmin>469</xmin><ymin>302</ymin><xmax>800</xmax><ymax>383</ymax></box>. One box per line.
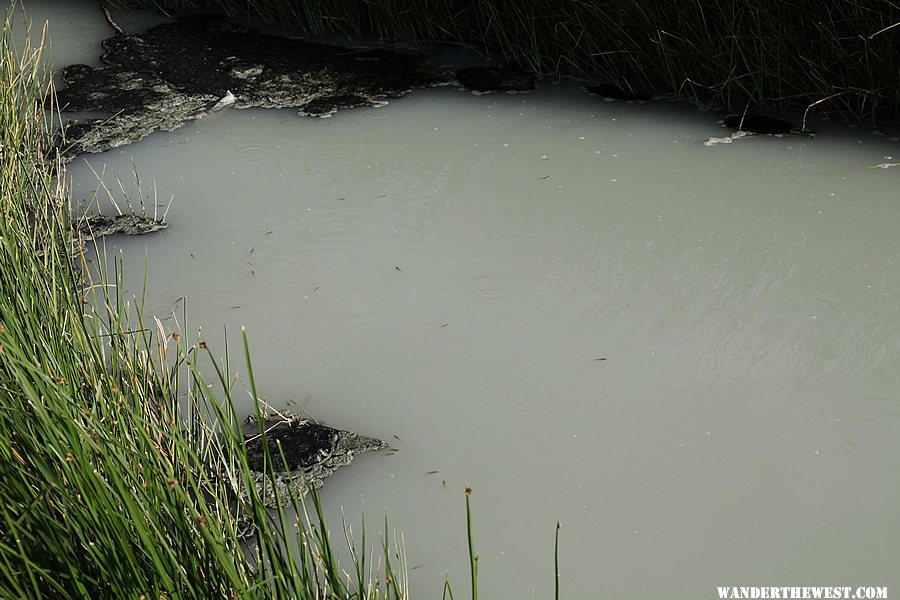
<box><xmin>723</xmin><ymin>113</ymin><xmax>797</xmax><ymax>135</ymax></box>
<box><xmin>242</xmin><ymin>413</ymin><xmax>387</xmax><ymax>509</ymax></box>
<box><xmin>455</xmin><ymin>64</ymin><xmax>537</xmax><ymax>93</ymax></box>
<box><xmin>57</xmin><ymin>15</ymin><xmax>450</xmax><ymax>157</ymax></box>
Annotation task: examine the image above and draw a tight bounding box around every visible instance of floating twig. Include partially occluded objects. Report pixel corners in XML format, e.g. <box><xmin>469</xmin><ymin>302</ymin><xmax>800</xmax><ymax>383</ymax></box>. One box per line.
<box><xmin>97</xmin><ymin>0</ymin><xmax>125</xmax><ymax>36</ymax></box>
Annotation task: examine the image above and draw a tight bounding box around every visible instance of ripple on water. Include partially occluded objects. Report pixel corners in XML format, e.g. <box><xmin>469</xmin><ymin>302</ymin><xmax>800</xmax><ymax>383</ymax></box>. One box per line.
<box><xmin>363</xmin><ymin>106</ymin><xmax>390</xmax><ymax>120</ymax></box>
<box><xmin>443</xmin><ymin>226</ymin><xmax>531</xmax><ymax>266</ymax></box>
<box><xmin>235</xmin><ymin>145</ymin><xmax>271</xmax><ymax>163</ymax></box>
<box><xmin>442</xmin><ymin>219</ymin><xmax>579</xmax><ymax>266</ymax></box>
<box><xmin>783</xmin><ymin>295</ymin><xmax>845</xmax><ymax>322</ymax></box>
<box><xmin>263</xmin><ymin>206</ymin><xmax>438</xmax><ymax>290</ymax></box>
<box><xmin>470</xmin><ymin>276</ymin><xmax>510</xmax><ymax>298</ymax></box>
<box><xmin>874</xmin><ymin>179</ymin><xmax>900</xmax><ymax>216</ymax></box>
<box><xmin>731</xmin><ymin>180</ymin><xmax>857</xmax><ymax>250</ymax></box>
<box><xmin>834</xmin><ymin>396</ymin><xmax>900</xmax><ymax>454</ymax></box>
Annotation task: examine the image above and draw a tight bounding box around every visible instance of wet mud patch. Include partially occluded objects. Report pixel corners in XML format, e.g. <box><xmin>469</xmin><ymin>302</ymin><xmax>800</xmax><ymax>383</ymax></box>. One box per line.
<box><xmin>56</xmin><ymin>15</ymin><xmax>450</xmax><ymax>157</ymax></box>
<box><xmin>455</xmin><ymin>64</ymin><xmax>537</xmax><ymax>93</ymax></box>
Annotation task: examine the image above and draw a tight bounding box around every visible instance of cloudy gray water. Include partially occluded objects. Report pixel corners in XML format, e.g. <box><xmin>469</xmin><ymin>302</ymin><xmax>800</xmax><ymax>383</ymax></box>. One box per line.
<box><xmin>22</xmin><ymin>1</ymin><xmax>900</xmax><ymax>597</ymax></box>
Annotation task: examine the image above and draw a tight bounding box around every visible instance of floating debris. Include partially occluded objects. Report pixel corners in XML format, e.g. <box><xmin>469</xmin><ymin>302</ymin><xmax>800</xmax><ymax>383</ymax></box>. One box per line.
<box><xmin>703</xmin><ymin>131</ymin><xmax>751</xmax><ymax>146</ymax></box>
<box><xmin>209</xmin><ymin>90</ymin><xmax>235</xmax><ymax>111</ymax></box>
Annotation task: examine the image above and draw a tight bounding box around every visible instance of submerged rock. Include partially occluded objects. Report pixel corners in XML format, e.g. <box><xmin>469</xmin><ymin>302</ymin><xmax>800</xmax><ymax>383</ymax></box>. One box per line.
<box><xmin>56</xmin><ymin>15</ymin><xmax>448</xmax><ymax>157</ymax></box>
<box><xmin>455</xmin><ymin>65</ymin><xmax>537</xmax><ymax>93</ymax></box>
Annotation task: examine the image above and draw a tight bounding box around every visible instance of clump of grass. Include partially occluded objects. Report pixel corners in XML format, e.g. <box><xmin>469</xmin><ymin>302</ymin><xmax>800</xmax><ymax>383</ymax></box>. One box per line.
<box><xmin>131</xmin><ymin>0</ymin><xmax>900</xmax><ymax>125</ymax></box>
<box><xmin>0</xmin><ymin>6</ymin><xmax>408</xmax><ymax>597</ymax></box>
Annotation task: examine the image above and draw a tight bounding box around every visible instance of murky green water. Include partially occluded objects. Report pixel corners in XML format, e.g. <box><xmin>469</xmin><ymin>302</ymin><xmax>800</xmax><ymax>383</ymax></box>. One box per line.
<box><xmin>22</xmin><ymin>1</ymin><xmax>900</xmax><ymax>597</ymax></box>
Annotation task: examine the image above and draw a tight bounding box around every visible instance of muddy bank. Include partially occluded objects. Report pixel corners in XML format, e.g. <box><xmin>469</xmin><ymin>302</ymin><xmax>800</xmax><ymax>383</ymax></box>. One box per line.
<box><xmin>56</xmin><ymin>15</ymin><xmax>450</xmax><ymax>156</ymax></box>
<box><xmin>58</xmin><ymin>12</ymin><xmax>812</xmax><ymax>162</ymax></box>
